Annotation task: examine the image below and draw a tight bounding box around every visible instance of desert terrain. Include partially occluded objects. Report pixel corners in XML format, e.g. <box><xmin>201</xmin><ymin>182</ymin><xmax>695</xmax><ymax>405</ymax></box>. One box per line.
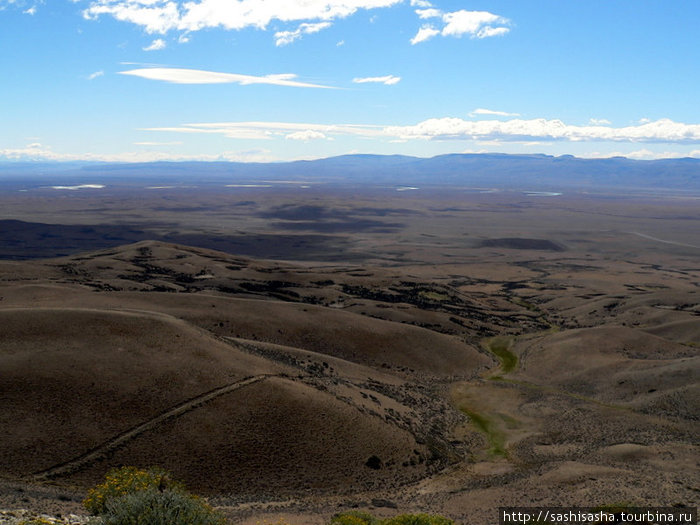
<box><xmin>0</xmin><ymin>180</ymin><xmax>698</xmax><ymax>524</ymax></box>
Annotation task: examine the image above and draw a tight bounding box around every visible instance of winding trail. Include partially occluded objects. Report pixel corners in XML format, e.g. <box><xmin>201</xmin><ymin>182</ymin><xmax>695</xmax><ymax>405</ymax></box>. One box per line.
<box><xmin>31</xmin><ymin>374</ymin><xmax>273</xmax><ymax>481</ymax></box>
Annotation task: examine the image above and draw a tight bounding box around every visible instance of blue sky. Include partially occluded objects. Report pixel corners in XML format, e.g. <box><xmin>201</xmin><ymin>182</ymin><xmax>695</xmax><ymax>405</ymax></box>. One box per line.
<box><xmin>2</xmin><ymin>0</ymin><xmax>699</xmax><ymax>162</ymax></box>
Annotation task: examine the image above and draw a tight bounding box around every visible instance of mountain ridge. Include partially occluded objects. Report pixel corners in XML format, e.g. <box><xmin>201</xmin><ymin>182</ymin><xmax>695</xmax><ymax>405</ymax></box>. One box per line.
<box><xmin>1</xmin><ymin>153</ymin><xmax>699</xmax><ymax>191</ymax></box>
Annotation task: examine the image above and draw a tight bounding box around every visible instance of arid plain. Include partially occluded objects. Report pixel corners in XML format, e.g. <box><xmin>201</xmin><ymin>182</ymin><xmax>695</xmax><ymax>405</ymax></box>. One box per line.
<box><xmin>0</xmin><ymin>181</ymin><xmax>698</xmax><ymax>524</ymax></box>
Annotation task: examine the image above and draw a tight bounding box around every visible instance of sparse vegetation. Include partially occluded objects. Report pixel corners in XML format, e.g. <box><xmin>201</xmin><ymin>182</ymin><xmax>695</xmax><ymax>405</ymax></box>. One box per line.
<box><xmin>330</xmin><ymin>511</ymin><xmax>380</xmax><ymax>525</ymax></box>
<box><xmin>3</xmin><ymin>185</ymin><xmax>698</xmax><ymax>524</ymax></box>
<box><xmin>100</xmin><ymin>488</ymin><xmax>227</xmax><ymax>525</ymax></box>
<box><xmin>382</xmin><ymin>514</ymin><xmax>454</xmax><ymax>525</ymax></box>
<box><xmin>83</xmin><ymin>466</ymin><xmax>185</xmax><ymax>515</ymax></box>
<box><xmin>458</xmin><ymin>406</ymin><xmax>507</xmax><ymax>458</ymax></box>
<box><xmin>82</xmin><ymin>471</ymin><xmax>455</xmax><ymax>525</ymax></box>
<box><xmin>83</xmin><ymin>467</ymin><xmax>226</xmax><ymax>525</ymax></box>
<box><xmin>485</xmin><ymin>336</ymin><xmax>517</xmax><ymax>374</ymax></box>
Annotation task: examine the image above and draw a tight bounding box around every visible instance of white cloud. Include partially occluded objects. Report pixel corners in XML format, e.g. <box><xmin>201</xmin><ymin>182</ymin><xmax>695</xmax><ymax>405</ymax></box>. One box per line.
<box><xmin>352</xmin><ymin>75</ymin><xmax>401</xmax><ymax>85</ymax></box>
<box><xmin>584</xmin><ymin>149</ymin><xmax>700</xmax><ymax>160</ymax></box>
<box><xmin>0</xmin><ymin>142</ymin><xmax>278</xmax><ymax>163</ymax></box>
<box><xmin>415</xmin><ymin>8</ymin><xmax>440</xmax><ymax>19</ymax></box>
<box><xmin>589</xmin><ymin>118</ymin><xmax>612</xmax><ymax>125</ymax></box>
<box><xmin>143</xmin><ymin>38</ymin><xmax>167</xmax><ymax>51</ymax></box>
<box><xmin>385</xmin><ymin>117</ymin><xmax>700</xmax><ymax>143</ymax></box>
<box><xmin>82</xmin><ymin>0</ymin><xmax>402</xmax><ymax>38</ymax></box>
<box><xmin>336</xmin><ymin>39</ymin><xmax>345</xmax><ymax>46</ymax></box>
<box><xmin>410</xmin><ymin>0</ymin><xmax>433</xmax><ymax>7</ymax></box>
<box><xmin>119</xmin><ymin>67</ymin><xmax>334</xmax><ymax>88</ymax></box>
<box><xmin>87</xmin><ymin>70</ymin><xmax>104</xmax><ymax>80</ymax></box>
<box><xmin>475</xmin><ymin>25</ymin><xmax>508</xmax><ymax>38</ymax></box>
<box><xmin>143</xmin><ymin>121</ymin><xmax>386</xmax><ymax>141</ymax></box>
<box><xmin>461</xmin><ymin>148</ymin><xmax>490</xmax><ymax>154</ymax></box>
<box><xmin>83</xmin><ymin>1</ymin><xmax>181</xmax><ymax>34</ymax></box>
<box><xmin>6</xmin><ymin>118</ymin><xmax>680</xmax><ymax>164</ymax></box>
<box><xmin>411</xmin><ymin>9</ymin><xmax>510</xmax><ymax>44</ymax></box>
<box><xmin>470</xmin><ymin>108</ymin><xmax>520</xmax><ymax>117</ymax></box>
<box><xmin>0</xmin><ymin>143</ymin><xmax>51</xmax><ymax>160</ymax></box>
<box><xmin>0</xmin><ymin>0</ymin><xmax>41</xmax><ymax>14</ymax></box>
<box><xmin>625</xmin><ymin>149</ymin><xmax>674</xmax><ymax>160</ymax></box>
<box><xmin>441</xmin><ymin>10</ymin><xmax>510</xmax><ymax>39</ymax></box>
<box><xmin>143</xmin><ymin>117</ymin><xmax>700</xmax><ymax>145</ymax></box>
<box><xmin>410</xmin><ymin>24</ymin><xmax>440</xmax><ymax>44</ymax></box>
<box><xmin>274</xmin><ymin>21</ymin><xmax>331</xmax><ymax>46</ymax></box>
<box><xmin>285</xmin><ymin>130</ymin><xmax>327</xmax><ymax>141</ymax></box>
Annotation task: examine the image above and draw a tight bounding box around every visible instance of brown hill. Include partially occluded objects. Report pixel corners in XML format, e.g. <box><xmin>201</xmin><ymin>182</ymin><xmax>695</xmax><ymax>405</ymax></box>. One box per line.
<box><xmin>0</xmin><ymin>306</ymin><xmax>433</xmax><ymax>495</ymax></box>
<box><xmin>516</xmin><ymin>326</ymin><xmax>699</xmax><ymax>418</ymax></box>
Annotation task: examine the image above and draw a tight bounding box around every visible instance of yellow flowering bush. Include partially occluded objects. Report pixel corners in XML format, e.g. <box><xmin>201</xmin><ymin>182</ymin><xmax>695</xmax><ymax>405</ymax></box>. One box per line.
<box><xmin>382</xmin><ymin>514</ymin><xmax>454</xmax><ymax>525</ymax></box>
<box><xmin>83</xmin><ymin>466</ymin><xmax>184</xmax><ymax>515</ymax></box>
<box><xmin>330</xmin><ymin>511</ymin><xmax>379</xmax><ymax>525</ymax></box>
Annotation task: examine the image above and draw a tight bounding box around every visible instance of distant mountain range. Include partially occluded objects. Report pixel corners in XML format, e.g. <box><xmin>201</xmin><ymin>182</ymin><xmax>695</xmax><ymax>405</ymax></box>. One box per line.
<box><xmin>1</xmin><ymin>153</ymin><xmax>699</xmax><ymax>192</ymax></box>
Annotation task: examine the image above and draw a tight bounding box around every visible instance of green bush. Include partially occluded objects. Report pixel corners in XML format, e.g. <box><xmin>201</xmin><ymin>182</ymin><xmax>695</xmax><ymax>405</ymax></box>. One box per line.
<box><xmin>330</xmin><ymin>511</ymin><xmax>380</xmax><ymax>525</ymax></box>
<box><xmin>100</xmin><ymin>489</ymin><xmax>227</xmax><ymax>525</ymax></box>
<box><xmin>382</xmin><ymin>514</ymin><xmax>454</xmax><ymax>525</ymax></box>
<box><xmin>83</xmin><ymin>466</ymin><xmax>185</xmax><ymax>515</ymax></box>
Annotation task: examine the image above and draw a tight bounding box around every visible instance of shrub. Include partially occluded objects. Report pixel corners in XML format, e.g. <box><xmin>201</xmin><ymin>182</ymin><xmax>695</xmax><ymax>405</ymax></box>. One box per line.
<box><xmin>83</xmin><ymin>466</ymin><xmax>185</xmax><ymax>515</ymax></box>
<box><xmin>382</xmin><ymin>514</ymin><xmax>454</xmax><ymax>525</ymax></box>
<box><xmin>330</xmin><ymin>511</ymin><xmax>380</xmax><ymax>525</ymax></box>
<box><xmin>100</xmin><ymin>489</ymin><xmax>227</xmax><ymax>525</ymax></box>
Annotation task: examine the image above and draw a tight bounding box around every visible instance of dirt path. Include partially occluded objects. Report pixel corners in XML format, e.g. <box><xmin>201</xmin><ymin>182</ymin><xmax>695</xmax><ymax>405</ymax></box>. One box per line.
<box><xmin>30</xmin><ymin>375</ymin><xmax>273</xmax><ymax>481</ymax></box>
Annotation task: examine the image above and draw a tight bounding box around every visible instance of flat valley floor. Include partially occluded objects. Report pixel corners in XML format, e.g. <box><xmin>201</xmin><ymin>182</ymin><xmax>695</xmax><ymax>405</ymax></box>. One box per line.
<box><xmin>0</xmin><ymin>183</ymin><xmax>698</xmax><ymax>524</ymax></box>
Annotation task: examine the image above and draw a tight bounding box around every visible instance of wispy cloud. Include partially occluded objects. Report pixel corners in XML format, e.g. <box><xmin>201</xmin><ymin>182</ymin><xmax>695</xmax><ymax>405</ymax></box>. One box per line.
<box><xmin>0</xmin><ymin>142</ymin><xmax>277</xmax><ymax>163</ymax></box>
<box><xmin>410</xmin><ymin>25</ymin><xmax>440</xmax><ymax>44</ymax></box>
<box><xmin>145</xmin><ymin>117</ymin><xmax>700</xmax><ymax>145</ymax></box>
<box><xmin>469</xmin><ymin>108</ymin><xmax>520</xmax><ymax>117</ymax></box>
<box><xmin>0</xmin><ymin>0</ymin><xmax>41</xmax><ymax>14</ymax></box>
<box><xmin>274</xmin><ymin>21</ymin><xmax>331</xmax><ymax>46</ymax></box>
<box><xmin>143</xmin><ymin>38</ymin><xmax>167</xmax><ymax>51</ymax></box>
<box><xmin>5</xmin><ymin>138</ymin><xmax>700</xmax><ymax>164</ymax></box>
<box><xmin>87</xmin><ymin>70</ymin><xmax>104</xmax><ymax>80</ymax></box>
<box><xmin>589</xmin><ymin>118</ymin><xmax>612</xmax><ymax>125</ymax></box>
<box><xmin>119</xmin><ymin>67</ymin><xmax>335</xmax><ymax>88</ymax></box>
<box><xmin>415</xmin><ymin>8</ymin><xmax>440</xmax><ymax>19</ymax></box>
<box><xmin>143</xmin><ymin>121</ymin><xmax>386</xmax><ymax>141</ymax></box>
<box><xmin>82</xmin><ymin>0</ymin><xmax>402</xmax><ymax>39</ymax></box>
<box><xmin>352</xmin><ymin>75</ymin><xmax>401</xmax><ymax>85</ymax></box>
<box><xmin>584</xmin><ymin>149</ymin><xmax>700</xmax><ymax>160</ymax></box>
<box><xmin>411</xmin><ymin>9</ymin><xmax>510</xmax><ymax>44</ymax></box>
<box><xmin>285</xmin><ymin>130</ymin><xmax>328</xmax><ymax>141</ymax></box>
